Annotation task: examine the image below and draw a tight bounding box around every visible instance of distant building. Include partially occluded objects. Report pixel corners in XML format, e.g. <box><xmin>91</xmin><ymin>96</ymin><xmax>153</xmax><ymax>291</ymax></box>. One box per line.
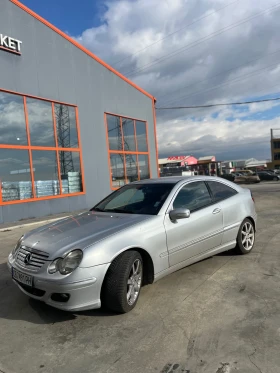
<box><xmin>270</xmin><ymin>129</ymin><xmax>280</xmax><ymax>169</ymax></box>
<box><xmin>158</xmin><ymin>155</ymin><xmax>221</xmax><ymax>177</ymax></box>
<box><xmin>158</xmin><ymin>155</ymin><xmax>197</xmax><ymax>175</ymax></box>
<box><xmin>198</xmin><ymin>156</ymin><xmax>216</xmax><ymax>163</ymax></box>
<box><xmin>193</xmin><ymin>156</ymin><xmax>219</xmax><ymax>176</ymax></box>
<box><xmin>221</xmin><ymin>158</ymin><xmax>268</xmax><ymax>173</ymax></box>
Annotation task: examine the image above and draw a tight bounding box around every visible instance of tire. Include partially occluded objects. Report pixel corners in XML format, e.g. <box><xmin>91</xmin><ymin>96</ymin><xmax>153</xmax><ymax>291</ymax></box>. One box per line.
<box><xmin>273</xmin><ymin>177</ymin><xmax>278</xmax><ymax>181</ymax></box>
<box><xmin>236</xmin><ymin>218</ymin><xmax>255</xmax><ymax>255</ymax></box>
<box><xmin>102</xmin><ymin>250</ymin><xmax>143</xmax><ymax>313</ymax></box>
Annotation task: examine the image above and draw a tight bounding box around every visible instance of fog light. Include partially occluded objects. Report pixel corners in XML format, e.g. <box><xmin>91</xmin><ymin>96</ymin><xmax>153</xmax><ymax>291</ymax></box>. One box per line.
<box><xmin>51</xmin><ymin>293</ymin><xmax>70</xmax><ymax>303</ymax></box>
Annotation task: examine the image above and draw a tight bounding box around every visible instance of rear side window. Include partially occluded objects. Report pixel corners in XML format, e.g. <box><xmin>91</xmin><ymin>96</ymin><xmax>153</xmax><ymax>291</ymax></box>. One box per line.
<box><xmin>207</xmin><ymin>181</ymin><xmax>237</xmax><ymax>202</ymax></box>
<box><xmin>173</xmin><ymin>181</ymin><xmax>212</xmax><ymax>212</ymax></box>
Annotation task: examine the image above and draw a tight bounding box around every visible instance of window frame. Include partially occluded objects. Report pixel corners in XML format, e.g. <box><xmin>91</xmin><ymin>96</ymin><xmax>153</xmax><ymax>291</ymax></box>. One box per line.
<box><xmin>170</xmin><ymin>181</ymin><xmax>213</xmax><ymax>214</ymax></box>
<box><xmin>105</xmin><ymin>112</ymin><xmax>151</xmax><ymax>190</ymax></box>
<box><xmin>0</xmin><ymin>88</ymin><xmax>85</xmax><ymax>205</ymax></box>
<box><xmin>168</xmin><ymin>180</ymin><xmax>239</xmax><ymax>214</ymax></box>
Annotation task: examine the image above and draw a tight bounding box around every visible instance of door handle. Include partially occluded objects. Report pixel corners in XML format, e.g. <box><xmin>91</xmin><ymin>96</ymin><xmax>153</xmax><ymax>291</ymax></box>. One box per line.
<box><xmin>212</xmin><ymin>208</ymin><xmax>221</xmax><ymax>214</ymax></box>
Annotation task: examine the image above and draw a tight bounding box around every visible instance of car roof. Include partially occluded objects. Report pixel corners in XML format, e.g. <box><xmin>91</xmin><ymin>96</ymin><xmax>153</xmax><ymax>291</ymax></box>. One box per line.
<box><xmin>133</xmin><ymin>175</ymin><xmax>235</xmax><ymax>185</ymax></box>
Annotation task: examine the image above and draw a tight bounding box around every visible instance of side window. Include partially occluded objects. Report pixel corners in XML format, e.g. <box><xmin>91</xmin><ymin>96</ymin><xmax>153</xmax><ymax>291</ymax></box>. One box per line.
<box><xmin>173</xmin><ymin>181</ymin><xmax>211</xmax><ymax>212</ymax></box>
<box><xmin>207</xmin><ymin>181</ymin><xmax>237</xmax><ymax>202</ymax></box>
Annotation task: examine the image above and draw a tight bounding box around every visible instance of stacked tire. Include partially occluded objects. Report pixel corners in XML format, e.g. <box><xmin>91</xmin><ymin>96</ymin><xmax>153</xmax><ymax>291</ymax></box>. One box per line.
<box><xmin>53</xmin><ymin>180</ymin><xmax>60</xmax><ymax>195</ymax></box>
<box><xmin>35</xmin><ymin>180</ymin><xmax>54</xmax><ymax>197</ymax></box>
<box><xmin>68</xmin><ymin>172</ymin><xmax>81</xmax><ymax>193</ymax></box>
<box><xmin>61</xmin><ymin>179</ymin><xmax>69</xmax><ymax>194</ymax></box>
<box><xmin>2</xmin><ymin>182</ymin><xmax>19</xmax><ymax>201</ymax></box>
<box><xmin>19</xmin><ymin>181</ymin><xmax>32</xmax><ymax>200</ymax></box>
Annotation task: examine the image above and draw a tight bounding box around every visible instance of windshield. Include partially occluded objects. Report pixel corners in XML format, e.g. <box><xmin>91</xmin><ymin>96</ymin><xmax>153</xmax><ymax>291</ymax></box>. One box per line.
<box><xmin>91</xmin><ymin>183</ymin><xmax>175</xmax><ymax>215</ymax></box>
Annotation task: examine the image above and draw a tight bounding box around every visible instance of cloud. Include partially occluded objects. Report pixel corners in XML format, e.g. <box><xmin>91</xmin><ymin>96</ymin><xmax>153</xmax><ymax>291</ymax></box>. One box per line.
<box><xmin>74</xmin><ymin>0</ymin><xmax>280</xmax><ymax>160</ymax></box>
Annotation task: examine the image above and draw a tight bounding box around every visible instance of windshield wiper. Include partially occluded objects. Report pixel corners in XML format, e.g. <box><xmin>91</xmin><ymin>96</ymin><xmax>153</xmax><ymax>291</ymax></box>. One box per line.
<box><xmin>103</xmin><ymin>208</ymin><xmax>135</xmax><ymax>214</ymax></box>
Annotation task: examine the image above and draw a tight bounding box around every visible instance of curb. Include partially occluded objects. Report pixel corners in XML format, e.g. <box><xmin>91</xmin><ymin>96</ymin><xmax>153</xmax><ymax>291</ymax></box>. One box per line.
<box><xmin>0</xmin><ymin>216</ymin><xmax>69</xmax><ymax>232</ymax></box>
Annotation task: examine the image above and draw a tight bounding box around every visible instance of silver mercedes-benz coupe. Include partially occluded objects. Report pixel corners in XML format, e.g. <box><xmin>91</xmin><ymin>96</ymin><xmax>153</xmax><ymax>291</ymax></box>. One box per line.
<box><xmin>8</xmin><ymin>176</ymin><xmax>257</xmax><ymax>313</ymax></box>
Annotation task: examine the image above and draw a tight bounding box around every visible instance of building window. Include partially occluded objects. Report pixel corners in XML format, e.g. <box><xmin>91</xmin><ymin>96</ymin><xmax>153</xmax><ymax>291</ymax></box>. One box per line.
<box><xmin>274</xmin><ymin>141</ymin><xmax>280</xmax><ymax>149</ymax></box>
<box><xmin>0</xmin><ymin>89</ymin><xmax>84</xmax><ymax>204</ymax></box>
<box><xmin>274</xmin><ymin>153</ymin><xmax>280</xmax><ymax>160</ymax></box>
<box><xmin>55</xmin><ymin>104</ymin><xmax>79</xmax><ymax>148</ymax></box>
<box><xmin>105</xmin><ymin>113</ymin><xmax>150</xmax><ymax>189</ymax></box>
<box><xmin>27</xmin><ymin>98</ymin><xmax>56</xmax><ymax>147</ymax></box>
<box><xmin>0</xmin><ymin>92</ymin><xmax>27</xmax><ymax>145</ymax></box>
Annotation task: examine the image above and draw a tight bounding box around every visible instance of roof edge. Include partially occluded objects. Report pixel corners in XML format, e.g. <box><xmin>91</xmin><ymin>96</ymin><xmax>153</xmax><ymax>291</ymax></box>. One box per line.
<box><xmin>10</xmin><ymin>0</ymin><xmax>155</xmax><ymax>101</ymax></box>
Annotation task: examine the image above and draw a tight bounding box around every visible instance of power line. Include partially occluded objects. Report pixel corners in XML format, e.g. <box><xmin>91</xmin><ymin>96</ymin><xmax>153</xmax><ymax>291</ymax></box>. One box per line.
<box><xmin>124</xmin><ymin>2</ymin><xmax>280</xmax><ymax>78</ymax></box>
<box><xmin>126</xmin><ymin>2</ymin><xmax>280</xmax><ymax>77</ymax></box>
<box><xmin>159</xmin><ymin>60</ymin><xmax>280</xmax><ymax>107</ymax></box>
<box><xmin>157</xmin><ymin>48</ymin><xmax>280</xmax><ymax>103</ymax></box>
<box><xmin>156</xmin><ymin>96</ymin><xmax>280</xmax><ymax>110</ymax></box>
<box><xmin>112</xmin><ymin>0</ymin><xmax>240</xmax><ymax>68</ymax></box>
<box><xmin>156</xmin><ymin>82</ymin><xmax>280</xmax><ymax>138</ymax></box>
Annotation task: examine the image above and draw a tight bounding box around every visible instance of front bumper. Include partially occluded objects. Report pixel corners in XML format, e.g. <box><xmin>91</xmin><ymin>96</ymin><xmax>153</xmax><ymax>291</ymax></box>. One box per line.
<box><xmin>7</xmin><ymin>255</ymin><xmax>110</xmax><ymax>312</ymax></box>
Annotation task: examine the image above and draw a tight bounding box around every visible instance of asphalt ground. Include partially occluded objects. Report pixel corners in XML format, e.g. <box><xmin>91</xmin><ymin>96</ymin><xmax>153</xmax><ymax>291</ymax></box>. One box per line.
<box><xmin>0</xmin><ymin>181</ymin><xmax>280</xmax><ymax>373</ymax></box>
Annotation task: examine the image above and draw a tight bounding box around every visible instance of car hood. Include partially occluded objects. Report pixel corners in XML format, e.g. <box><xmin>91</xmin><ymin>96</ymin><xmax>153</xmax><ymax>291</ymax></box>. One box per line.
<box><xmin>22</xmin><ymin>211</ymin><xmax>153</xmax><ymax>258</ymax></box>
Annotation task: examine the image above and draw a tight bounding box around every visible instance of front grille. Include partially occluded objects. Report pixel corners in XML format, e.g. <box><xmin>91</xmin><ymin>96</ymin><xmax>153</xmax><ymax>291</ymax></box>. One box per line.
<box><xmin>15</xmin><ymin>245</ymin><xmax>49</xmax><ymax>271</ymax></box>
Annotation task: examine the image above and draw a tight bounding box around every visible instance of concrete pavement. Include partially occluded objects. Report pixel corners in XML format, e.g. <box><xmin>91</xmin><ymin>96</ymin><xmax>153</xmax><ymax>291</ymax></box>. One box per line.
<box><xmin>0</xmin><ymin>182</ymin><xmax>280</xmax><ymax>373</ymax></box>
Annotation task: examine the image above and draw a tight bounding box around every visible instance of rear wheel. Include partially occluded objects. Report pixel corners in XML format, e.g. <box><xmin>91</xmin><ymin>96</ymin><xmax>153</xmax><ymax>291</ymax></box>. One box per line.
<box><xmin>236</xmin><ymin>218</ymin><xmax>255</xmax><ymax>254</ymax></box>
<box><xmin>102</xmin><ymin>251</ymin><xmax>143</xmax><ymax>313</ymax></box>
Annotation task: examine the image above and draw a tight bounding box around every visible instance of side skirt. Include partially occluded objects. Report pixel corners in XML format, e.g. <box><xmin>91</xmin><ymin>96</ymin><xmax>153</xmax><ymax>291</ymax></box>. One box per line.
<box><xmin>154</xmin><ymin>241</ymin><xmax>236</xmax><ymax>282</ymax></box>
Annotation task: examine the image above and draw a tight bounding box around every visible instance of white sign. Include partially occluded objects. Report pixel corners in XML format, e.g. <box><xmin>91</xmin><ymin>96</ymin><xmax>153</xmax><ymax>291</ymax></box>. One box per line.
<box><xmin>0</xmin><ymin>34</ymin><xmax>22</xmax><ymax>54</ymax></box>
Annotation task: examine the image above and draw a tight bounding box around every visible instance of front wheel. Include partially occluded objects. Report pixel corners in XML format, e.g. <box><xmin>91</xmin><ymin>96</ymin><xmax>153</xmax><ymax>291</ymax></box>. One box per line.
<box><xmin>236</xmin><ymin>218</ymin><xmax>255</xmax><ymax>254</ymax></box>
<box><xmin>102</xmin><ymin>250</ymin><xmax>143</xmax><ymax>313</ymax></box>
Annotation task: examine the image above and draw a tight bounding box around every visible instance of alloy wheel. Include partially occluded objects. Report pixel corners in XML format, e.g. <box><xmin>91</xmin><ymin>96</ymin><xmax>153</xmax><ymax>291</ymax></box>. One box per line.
<box><xmin>241</xmin><ymin>222</ymin><xmax>254</xmax><ymax>251</ymax></box>
<box><xmin>127</xmin><ymin>259</ymin><xmax>142</xmax><ymax>306</ymax></box>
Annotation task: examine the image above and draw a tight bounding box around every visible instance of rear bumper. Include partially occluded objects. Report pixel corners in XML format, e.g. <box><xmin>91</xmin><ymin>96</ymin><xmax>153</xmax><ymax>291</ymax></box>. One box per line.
<box><xmin>253</xmin><ymin>213</ymin><xmax>257</xmax><ymax>231</ymax></box>
<box><xmin>249</xmin><ymin>211</ymin><xmax>257</xmax><ymax>232</ymax></box>
<box><xmin>7</xmin><ymin>257</ymin><xmax>110</xmax><ymax>312</ymax></box>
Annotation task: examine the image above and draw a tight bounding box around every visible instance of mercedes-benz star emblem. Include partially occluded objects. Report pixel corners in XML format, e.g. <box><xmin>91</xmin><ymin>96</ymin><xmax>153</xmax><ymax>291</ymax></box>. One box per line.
<box><xmin>24</xmin><ymin>253</ymin><xmax>32</xmax><ymax>265</ymax></box>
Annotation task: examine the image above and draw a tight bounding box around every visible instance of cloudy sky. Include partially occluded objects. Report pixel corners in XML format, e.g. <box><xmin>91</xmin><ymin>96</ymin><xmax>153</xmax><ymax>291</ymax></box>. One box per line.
<box><xmin>22</xmin><ymin>0</ymin><xmax>280</xmax><ymax>160</ymax></box>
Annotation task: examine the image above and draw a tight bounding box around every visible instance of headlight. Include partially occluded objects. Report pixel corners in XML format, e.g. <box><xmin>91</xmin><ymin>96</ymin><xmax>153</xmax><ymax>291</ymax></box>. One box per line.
<box><xmin>48</xmin><ymin>249</ymin><xmax>83</xmax><ymax>275</ymax></box>
<box><xmin>12</xmin><ymin>235</ymin><xmax>24</xmax><ymax>257</ymax></box>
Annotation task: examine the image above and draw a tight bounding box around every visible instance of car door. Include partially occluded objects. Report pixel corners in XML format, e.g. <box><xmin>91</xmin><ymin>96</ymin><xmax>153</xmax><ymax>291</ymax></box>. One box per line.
<box><xmin>269</xmin><ymin>172</ymin><xmax>274</xmax><ymax>179</ymax></box>
<box><xmin>164</xmin><ymin>181</ymin><xmax>224</xmax><ymax>267</ymax></box>
<box><xmin>206</xmin><ymin>180</ymin><xmax>240</xmax><ymax>245</ymax></box>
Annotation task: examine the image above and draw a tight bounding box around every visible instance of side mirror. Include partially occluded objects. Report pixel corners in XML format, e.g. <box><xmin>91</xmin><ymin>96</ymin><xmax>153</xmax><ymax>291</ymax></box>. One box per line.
<box><xmin>169</xmin><ymin>208</ymin><xmax>191</xmax><ymax>222</ymax></box>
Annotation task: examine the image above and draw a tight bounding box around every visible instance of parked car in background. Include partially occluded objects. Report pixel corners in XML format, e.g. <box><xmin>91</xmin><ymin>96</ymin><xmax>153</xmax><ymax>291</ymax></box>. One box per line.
<box><xmin>234</xmin><ymin>171</ymin><xmax>260</xmax><ymax>184</ymax></box>
<box><xmin>266</xmin><ymin>169</ymin><xmax>280</xmax><ymax>175</ymax></box>
<box><xmin>240</xmin><ymin>170</ymin><xmax>254</xmax><ymax>175</ymax></box>
<box><xmin>7</xmin><ymin>176</ymin><xmax>257</xmax><ymax>314</ymax></box>
<box><xmin>256</xmin><ymin>171</ymin><xmax>280</xmax><ymax>181</ymax></box>
<box><xmin>220</xmin><ymin>173</ymin><xmax>235</xmax><ymax>182</ymax></box>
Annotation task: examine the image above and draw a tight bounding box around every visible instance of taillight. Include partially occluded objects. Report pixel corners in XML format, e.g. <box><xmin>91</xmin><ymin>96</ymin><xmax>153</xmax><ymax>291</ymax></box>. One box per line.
<box><xmin>251</xmin><ymin>191</ymin><xmax>255</xmax><ymax>202</ymax></box>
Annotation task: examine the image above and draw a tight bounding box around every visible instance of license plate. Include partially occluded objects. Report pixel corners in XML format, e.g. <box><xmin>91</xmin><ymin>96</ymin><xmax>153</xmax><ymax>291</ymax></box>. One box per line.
<box><xmin>12</xmin><ymin>267</ymin><xmax>33</xmax><ymax>287</ymax></box>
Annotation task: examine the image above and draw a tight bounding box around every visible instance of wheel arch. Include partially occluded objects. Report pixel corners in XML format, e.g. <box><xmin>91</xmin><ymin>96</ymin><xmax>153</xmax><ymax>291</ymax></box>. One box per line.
<box><xmin>100</xmin><ymin>247</ymin><xmax>155</xmax><ymax>310</ymax></box>
<box><xmin>101</xmin><ymin>247</ymin><xmax>154</xmax><ymax>291</ymax></box>
<box><xmin>245</xmin><ymin>216</ymin><xmax>256</xmax><ymax>231</ymax></box>
<box><xmin>130</xmin><ymin>247</ymin><xmax>155</xmax><ymax>285</ymax></box>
